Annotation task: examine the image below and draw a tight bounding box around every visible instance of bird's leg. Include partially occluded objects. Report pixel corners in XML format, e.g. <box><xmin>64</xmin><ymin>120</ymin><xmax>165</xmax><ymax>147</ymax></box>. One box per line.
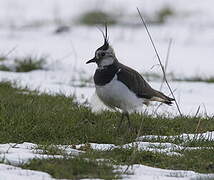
<box><xmin>124</xmin><ymin>112</ymin><xmax>131</xmax><ymax>128</ymax></box>
<box><xmin>117</xmin><ymin>113</ymin><xmax>124</xmax><ymax>129</ymax></box>
<box><xmin>118</xmin><ymin>112</ymin><xmax>131</xmax><ymax>130</ymax></box>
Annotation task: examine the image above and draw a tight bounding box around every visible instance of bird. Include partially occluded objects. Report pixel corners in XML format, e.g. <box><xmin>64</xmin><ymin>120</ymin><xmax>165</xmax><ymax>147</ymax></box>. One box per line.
<box><xmin>86</xmin><ymin>25</ymin><xmax>174</xmax><ymax>127</ymax></box>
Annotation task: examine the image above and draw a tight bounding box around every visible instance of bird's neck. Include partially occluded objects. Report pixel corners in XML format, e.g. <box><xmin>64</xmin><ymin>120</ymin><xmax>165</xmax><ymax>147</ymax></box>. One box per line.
<box><xmin>94</xmin><ymin>62</ymin><xmax>120</xmax><ymax>86</ymax></box>
<box><xmin>97</xmin><ymin>56</ymin><xmax>117</xmax><ymax>70</ymax></box>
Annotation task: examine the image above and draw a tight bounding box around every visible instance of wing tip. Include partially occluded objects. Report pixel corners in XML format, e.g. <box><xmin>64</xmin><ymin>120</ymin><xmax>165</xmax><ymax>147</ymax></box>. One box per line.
<box><xmin>164</xmin><ymin>97</ymin><xmax>175</xmax><ymax>106</ymax></box>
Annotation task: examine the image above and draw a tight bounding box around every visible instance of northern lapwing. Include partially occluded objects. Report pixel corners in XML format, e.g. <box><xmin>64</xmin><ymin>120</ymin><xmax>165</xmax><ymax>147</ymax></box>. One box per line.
<box><xmin>86</xmin><ymin>26</ymin><xmax>174</xmax><ymax>127</ymax></box>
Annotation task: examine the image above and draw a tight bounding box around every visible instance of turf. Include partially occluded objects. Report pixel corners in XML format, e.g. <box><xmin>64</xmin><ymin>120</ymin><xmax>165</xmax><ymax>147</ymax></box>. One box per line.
<box><xmin>0</xmin><ymin>81</ymin><xmax>213</xmax><ymax>178</ymax></box>
<box><xmin>85</xmin><ymin>148</ymin><xmax>214</xmax><ymax>174</ymax></box>
<box><xmin>22</xmin><ymin>156</ymin><xmax>122</xmax><ymax>179</ymax></box>
<box><xmin>0</xmin><ymin>81</ymin><xmax>213</xmax><ymax>145</ymax></box>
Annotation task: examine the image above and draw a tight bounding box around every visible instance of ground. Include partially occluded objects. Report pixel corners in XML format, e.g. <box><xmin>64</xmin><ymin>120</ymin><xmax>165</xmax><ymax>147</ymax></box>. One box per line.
<box><xmin>0</xmin><ymin>0</ymin><xmax>213</xmax><ymax>179</ymax></box>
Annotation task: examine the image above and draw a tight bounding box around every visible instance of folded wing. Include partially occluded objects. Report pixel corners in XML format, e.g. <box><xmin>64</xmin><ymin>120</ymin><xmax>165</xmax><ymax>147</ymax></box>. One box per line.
<box><xmin>117</xmin><ymin>63</ymin><xmax>175</xmax><ymax>105</ymax></box>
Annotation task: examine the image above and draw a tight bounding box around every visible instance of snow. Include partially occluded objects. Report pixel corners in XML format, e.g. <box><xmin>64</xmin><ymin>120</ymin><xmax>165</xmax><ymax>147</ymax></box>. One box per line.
<box><xmin>0</xmin><ymin>142</ymin><xmax>82</xmax><ymax>165</ymax></box>
<box><xmin>122</xmin><ymin>164</ymin><xmax>214</xmax><ymax>180</ymax></box>
<box><xmin>0</xmin><ymin>142</ymin><xmax>82</xmax><ymax>180</ymax></box>
<box><xmin>0</xmin><ymin>135</ymin><xmax>213</xmax><ymax>180</ymax></box>
<box><xmin>0</xmin><ymin>164</ymin><xmax>53</xmax><ymax>180</ymax></box>
<box><xmin>1</xmin><ymin>163</ymin><xmax>213</xmax><ymax>180</ymax></box>
<box><xmin>0</xmin><ymin>21</ymin><xmax>213</xmax><ymax>115</ymax></box>
<box><xmin>137</xmin><ymin>131</ymin><xmax>214</xmax><ymax>142</ymax></box>
<box><xmin>0</xmin><ymin>0</ymin><xmax>213</xmax><ymax>179</ymax></box>
<box><xmin>74</xmin><ymin>131</ymin><xmax>214</xmax><ymax>157</ymax></box>
<box><xmin>0</xmin><ymin>70</ymin><xmax>214</xmax><ymax>116</ymax></box>
<box><xmin>76</xmin><ymin>143</ymin><xmax>116</xmax><ymax>151</ymax></box>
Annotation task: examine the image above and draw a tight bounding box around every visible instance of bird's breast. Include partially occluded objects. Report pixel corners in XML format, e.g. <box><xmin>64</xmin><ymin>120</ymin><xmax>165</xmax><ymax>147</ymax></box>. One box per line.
<box><xmin>95</xmin><ymin>75</ymin><xmax>143</xmax><ymax>112</ymax></box>
<box><xmin>94</xmin><ymin>64</ymin><xmax>119</xmax><ymax>86</ymax></box>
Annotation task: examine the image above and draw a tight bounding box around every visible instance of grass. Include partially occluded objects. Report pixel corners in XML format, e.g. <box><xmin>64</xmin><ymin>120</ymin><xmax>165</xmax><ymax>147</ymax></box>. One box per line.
<box><xmin>175</xmin><ymin>76</ymin><xmax>214</xmax><ymax>83</ymax></box>
<box><xmin>156</xmin><ymin>7</ymin><xmax>174</xmax><ymax>24</ymax></box>
<box><xmin>143</xmin><ymin>72</ymin><xmax>166</xmax><ymax>81</ymax></box>
<box><xmin>0</xmin><ymin>64</ymin><xmax>11</xmax><ymax>71</ymax></box>
<box><xmin>36</xmin><ymin>144</ymin><xmax>68</xmax><ymax>156</ymax></box>
<box><xmin>22</xmin><ymin>156</ymin><xmax>122</xmax><ymax>179</ymax></box>
<box><xmin>0</xmin><ymin>81</ymin><xmax>213</xmax><ymax>145</ymax></box>
<box><xmin>70</xmin><ymin>71</ymin><xmax>214</xmax><ymax>88</ymax></box>
<box><xmin>14</xmin><ymin>56</ymin><xmax>46</xmax><ymax>72</ymax></box>
<box><xmin>138</xmin><ymin>6</ymin><xmax>175</xmax><ymax>25</ymax></box>
<box><xmin>0</xmin><ymin>56</ymin><xmax>7</xmax><ymax>61</ymax></box>
<box><xmin>0</xmin><ymin>55</ymin><xmax>47</xmax><ymax>72</ymax></box>
<box><xmin>0</xmin><ymin>81</ymin><xmax>213</xmax><ymax>177</ymax></box>
<box><xmin>78</xmin><ymin>10</ymin><xmax>118</xmax><ymax>26</ymax></box>
<box><xmin>142</xmin><ymin>72</ymin><xmax>214</xmax><ymax>83</ymax></box>
<box><xmin>140</xmin><ymin>136</ymin><xmax>214</xmax><ymax>148</ymax></box>
<box><xmin>76</xmin><ymin>6</ymin><xmax>176</xmax><ymax>27</ymax></box>
<box><xmin>23</xmin><ymin>146</ymin><xmax>214</xmax><ymax>178</ymax></box>
<box><xmin>84</xmin><ymin>148</ymin><xmax>214</xmax><ymax>173</ymax></box>
<box><xmin>0</xmin><ymin>55</ymin><xmax>11</xmax><ymax>71</ymax></box>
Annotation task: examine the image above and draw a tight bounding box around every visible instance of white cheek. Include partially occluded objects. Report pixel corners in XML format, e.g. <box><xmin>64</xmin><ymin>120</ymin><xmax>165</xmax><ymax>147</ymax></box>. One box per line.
<box><xmin>100</xmin><ymin>58</ymin><xmax>114</xmax><ymax>67</ymax></box>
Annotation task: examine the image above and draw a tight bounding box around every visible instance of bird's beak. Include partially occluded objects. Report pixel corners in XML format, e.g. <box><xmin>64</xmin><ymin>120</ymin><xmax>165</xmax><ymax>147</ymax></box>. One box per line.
<box><xmin>86</xmin><ymin>57</ymin><xmax>96</xmax><ymax>64</ymax></box>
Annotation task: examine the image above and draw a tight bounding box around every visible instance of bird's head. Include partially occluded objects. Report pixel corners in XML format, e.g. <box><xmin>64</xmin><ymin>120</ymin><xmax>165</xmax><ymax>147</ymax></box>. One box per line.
<box><xmin>86</xmin><ymin>25</ymin><xmax>117</xmax><ymax>69</ymax></box>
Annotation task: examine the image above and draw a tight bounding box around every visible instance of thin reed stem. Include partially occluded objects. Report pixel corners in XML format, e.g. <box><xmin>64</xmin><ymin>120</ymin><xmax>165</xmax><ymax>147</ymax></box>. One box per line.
<box><xmin>137</xmin><ymin>8</ymin><xmax>182</xmax><ymax>117</ymax></box>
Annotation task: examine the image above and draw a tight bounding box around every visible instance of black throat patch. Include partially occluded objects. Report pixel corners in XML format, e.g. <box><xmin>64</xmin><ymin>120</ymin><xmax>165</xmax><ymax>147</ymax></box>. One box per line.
<box><xmin>94</xmin><ymin>63</ymin><xmax>119</xmax><ymax>86</ymax></box>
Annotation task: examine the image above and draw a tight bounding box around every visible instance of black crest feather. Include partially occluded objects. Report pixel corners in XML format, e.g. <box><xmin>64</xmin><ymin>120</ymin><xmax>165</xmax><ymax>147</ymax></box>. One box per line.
<box><xmin>97</xmin><ymin>23</ymin><xmax>109</xmax><ymax>50</ymax></box>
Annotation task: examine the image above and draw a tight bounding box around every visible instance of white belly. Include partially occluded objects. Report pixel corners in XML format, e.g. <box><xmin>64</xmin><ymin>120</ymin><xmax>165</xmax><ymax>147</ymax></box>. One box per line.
<box><xmin>95</xmin><ymin>75</ymin><xmax>143</xmax><ymax>113</ymax></box>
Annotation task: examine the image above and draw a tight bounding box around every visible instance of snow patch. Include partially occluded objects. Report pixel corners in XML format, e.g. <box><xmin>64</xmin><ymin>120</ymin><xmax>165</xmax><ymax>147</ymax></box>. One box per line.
<box><xmin>0</xmin><ymin>164</ymin><xmax>53</xmax><ymax>180</ymax></box>
<box><xmin>122</xmin><ymin>164</ymin><xmax>214</xmax><ymax>180</ymax></box>
<box><xmin>137</xmin><ymin>131</ymin><xmax>214</xmax><ymax>142</ymax></box>
<box><xmin>0</xmin><ymin>142</ymin><xmax>82</xmax><ymax>165</ymax></box>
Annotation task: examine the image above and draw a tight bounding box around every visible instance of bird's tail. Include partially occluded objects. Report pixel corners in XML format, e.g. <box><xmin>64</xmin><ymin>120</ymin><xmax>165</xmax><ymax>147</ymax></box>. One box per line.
<box><xmin>151</xmin><ymin>91</ymin><xmax>175</xmax><ymax>106</ymax></box>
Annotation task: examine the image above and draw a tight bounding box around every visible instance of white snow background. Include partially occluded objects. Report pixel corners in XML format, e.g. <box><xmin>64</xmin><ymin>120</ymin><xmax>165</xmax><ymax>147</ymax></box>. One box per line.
<box><xmin>0</xmin><ymin>0</ymin><xmax>213</xmax><ymax>179</ymax></box>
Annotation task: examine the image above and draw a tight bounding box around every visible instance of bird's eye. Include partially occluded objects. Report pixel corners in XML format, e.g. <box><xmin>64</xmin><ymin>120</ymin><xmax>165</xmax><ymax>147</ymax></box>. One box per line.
<box><xmin>101</xmin><ymin>52</ymin><xmax>105</xmax><ymax>56</ymax></box>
